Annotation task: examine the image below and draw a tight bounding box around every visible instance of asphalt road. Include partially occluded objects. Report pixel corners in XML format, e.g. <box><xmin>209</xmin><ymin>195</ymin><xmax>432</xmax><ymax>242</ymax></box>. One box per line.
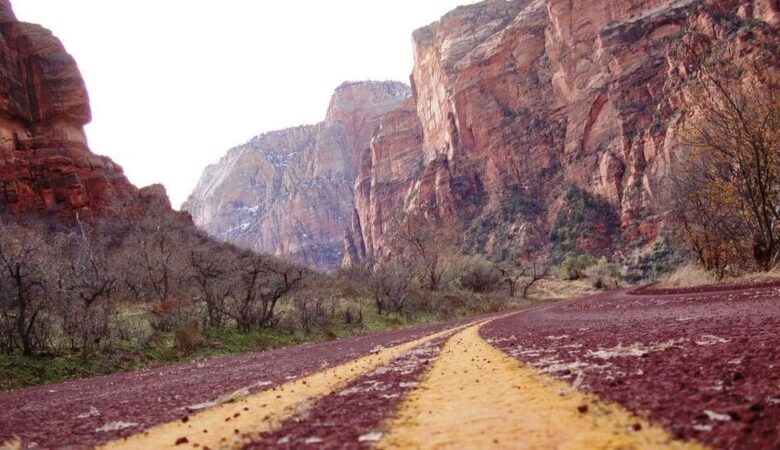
<box><xmin>1</xmin><ymin>284</ymin><xmax>778</xmax><ymax>449</ymax></box>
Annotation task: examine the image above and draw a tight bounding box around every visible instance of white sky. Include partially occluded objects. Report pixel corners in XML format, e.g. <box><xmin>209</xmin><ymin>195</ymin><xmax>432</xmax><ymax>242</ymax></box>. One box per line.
<box><xmin>13</xmin><ymin>1</ymin><xmax>476</xmax><ymax>208</ymax></box>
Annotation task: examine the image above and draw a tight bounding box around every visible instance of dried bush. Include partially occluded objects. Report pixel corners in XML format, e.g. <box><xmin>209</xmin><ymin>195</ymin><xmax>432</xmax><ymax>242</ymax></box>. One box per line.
<box><xmin>291</xmin><ymin>294</ymin><xmax>328</xmax><ymax>334</ymax></box>
<box><xmin>174</xmin><ymin>320</ymin><xmax>202</xmax><ymax>355</ymax></box>
<box><xmin>584</xmin><ymin>259</ymin><xmax>622</xmax><ymax>290</ymax></box>
<box><xmin>459</xmin><ymin>256</ymin><xmax>501</xmax><ymax>293</ymax></box>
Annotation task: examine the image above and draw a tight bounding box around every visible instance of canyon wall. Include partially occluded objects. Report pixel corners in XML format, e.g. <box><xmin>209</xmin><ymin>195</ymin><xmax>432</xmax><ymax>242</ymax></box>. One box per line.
<box><xmin>0</xmin><ymin>0</ymin><xmax>183</xmax><ymax>222</ymax></box>
<box><xmin>184</xmin><ymin>81</ymin><xmax>410</xmax><ymax>270</ymax></box>
<box><xmin>348</xmin><ymin>0</ymin><xmax>780</xmax><ymax>265</ymax></box>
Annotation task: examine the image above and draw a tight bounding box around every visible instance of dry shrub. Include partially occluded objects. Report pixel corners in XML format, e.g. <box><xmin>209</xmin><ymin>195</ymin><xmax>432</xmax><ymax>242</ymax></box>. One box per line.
<box><xmin>342</xmin><ymin>306</ymin><xmax>363</xmax><ymax>326</ymax></box>
<box><xmin>291</xmin><ymin>294</ymin><xmax>328</xmax><ymax>334</ymax></box>
<box><xmin>584</xmin><ymin>259</ymin><xmax>622</xmax><ymax>290</ymax></box>
<box><xmin>459</xmin><ymin>256</ymin><xmax>501</xmax><ymax>293</ymax></box>
<box><xmin>174</xmin><ymin>320</ymin><xmax>202</xmax><ymax>355</ymax></box>
<box><xmin>660</xmin><ymin>264</ymin><xmax>717</xmax><ymax>288</ymax></box>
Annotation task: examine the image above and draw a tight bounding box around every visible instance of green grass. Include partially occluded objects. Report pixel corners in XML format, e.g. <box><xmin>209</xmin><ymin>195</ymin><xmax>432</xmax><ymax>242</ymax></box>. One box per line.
<box><xmin>0</xmin><ymin>304</ymin><xmax>465</xmax><ymax>391</ymax></box>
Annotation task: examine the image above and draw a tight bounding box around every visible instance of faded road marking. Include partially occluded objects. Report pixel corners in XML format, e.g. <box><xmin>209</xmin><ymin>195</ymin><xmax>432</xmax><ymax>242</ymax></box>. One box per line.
<box><xmin>378</xmin><ymin>324</ymin><xmax>707</xmax><ymax>449</ymax></box>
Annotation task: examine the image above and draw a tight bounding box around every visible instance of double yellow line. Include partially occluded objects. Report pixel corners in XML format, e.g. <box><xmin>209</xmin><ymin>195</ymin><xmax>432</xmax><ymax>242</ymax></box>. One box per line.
<box><xmin>100</xmin><ymin>321</ymin><xmax>478</xmax><ymax>450</ymax></box>
<box><xmin>102</xmin><ymin>309</ymin><xmax>707</xmax><ymax>449</ymax></box>
<box><xmin>378</xmin><ymin>324</ymin><xmax>707</xmax><ymax>449</ymax></box>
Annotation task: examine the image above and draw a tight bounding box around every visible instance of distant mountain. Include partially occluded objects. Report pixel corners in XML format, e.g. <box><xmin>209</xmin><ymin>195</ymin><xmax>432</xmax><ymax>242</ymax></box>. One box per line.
<box><xmin>183</xmin><ymin>81</ymin><xmax>410</xmax><ymax>270</ymax></box>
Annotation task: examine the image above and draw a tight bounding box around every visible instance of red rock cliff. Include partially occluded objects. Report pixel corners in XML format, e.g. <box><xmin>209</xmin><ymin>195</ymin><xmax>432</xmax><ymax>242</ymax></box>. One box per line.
<box><xmin>348</xmin><ymin>0</ymin><xmax>780</xmax><ymax>265</ymax></box>
<box><xmin>0</xmin><ymin>0</ymin><xmax>182</xmax><ymax>221</ymax></box>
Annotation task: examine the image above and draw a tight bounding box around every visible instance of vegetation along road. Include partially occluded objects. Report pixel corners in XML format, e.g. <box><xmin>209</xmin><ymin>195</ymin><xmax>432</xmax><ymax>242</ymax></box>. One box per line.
<box><xmin>1</xmin><ymin>284</ymin><xmax>779</xmax><ymax>449</ymax></box>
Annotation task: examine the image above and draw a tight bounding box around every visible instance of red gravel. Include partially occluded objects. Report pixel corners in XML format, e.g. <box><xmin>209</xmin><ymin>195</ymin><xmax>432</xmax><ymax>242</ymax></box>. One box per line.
<box><xmin>0</xmin><ymin>319</ymin><xmax>475</xmax><ymax>449</ymax></box>
<box><xmin>244</xmin><ymin>334</ymin><xmax>452</xmax><ymax>449</ymax></box>
<box><xmin>481</xmin><ymin>286</ymin><xmax>780</xmax><ymax>449</ymax></box>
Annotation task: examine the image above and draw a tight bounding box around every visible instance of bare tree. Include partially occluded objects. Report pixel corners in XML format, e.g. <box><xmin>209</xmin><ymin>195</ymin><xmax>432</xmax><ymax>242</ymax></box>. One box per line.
<box><xmin>121</xmin><ymin>220</ymin><xmax>193</xmax><ymax>331</ymax></box>
<box><xmin>673</xmin><ymin>65</ymin><xmax>780</xmax><ymax>271</ymax></box>
<box><xmin>56</xmin><ymin>220</ymin><xmax>119</xmax><ymax>353</ymax></box>
<box><xmin>370</xmin><ymin>262</ymin><xmax>414</xmax><ymax>315</ymax></box>
<box><xmin>0</xmin><ymin>223</ymin><xmax>52</xmax><ymax>355</ymax></box>
<box><xmin>521</xmin><ymin>259</ymin><xmax>549</xmax><ymax>299</ymax></box>
<box><xmin>190</xmin><ymin>246</ymin><xmax>232</xmax><ymax>328</ymax></box>
<box><xmin>396</xmin><ymin>213</ymin><xmax>458</xmax><ymax>290</ymax></box>
<box><xmin>493</xmin><ymin>262</ymin><xmax>527</xmax><ymax>297</ymax></box>
<box><xmin>225</xmin><ymin>254</ymin><xmax>305</xmax><ymax>332</ymax></box>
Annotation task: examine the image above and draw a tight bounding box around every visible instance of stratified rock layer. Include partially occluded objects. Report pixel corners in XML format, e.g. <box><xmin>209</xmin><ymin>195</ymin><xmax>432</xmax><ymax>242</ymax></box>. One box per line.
<box><xmin>184</xmin><ymin>81</ymin><xmax>410</xmax><ymax>270</ymax></box>
<box><xmin>348</xmin><ymin>0</ymin><xmax>780</xmax><ymax>263</ymax></box>
<box><xmin>0</xmin><ymin>0</ymin><xmax>182</xmax><ymax>221</ymax></box>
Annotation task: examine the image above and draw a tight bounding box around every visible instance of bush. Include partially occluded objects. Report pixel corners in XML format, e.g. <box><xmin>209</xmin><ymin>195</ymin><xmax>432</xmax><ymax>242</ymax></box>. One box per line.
<box><xmin>291</xmin><ymin>294</ymin><xmax>328</xmax><ymax>334</ymax></box>
<box><xmin>174</xmin><ymin>321</ymin><xmax>202</xmax><ymax>355</ymax></box>
<box><xmin>624</xmin><ymin>234</ymin><xmax>687</xmax><ymax>283</ymax></box>
<box><xmin>459</xmin><ymin>256</ymin><xmax>501</xmax><ymax>293</ymax></box>
<box><xmin>558</xmin><ymin>253</ymin><xmax>597</xmax><ymax>280</ymax></box>
<box><xmin>584</xmin><ymin>258</ymin><xmax>622</xmax><ymax>290</ymax></box>
<box><xmin>660</xmin><ymin>264</ymin><xmax>717</xmax><ymax>288</ymax></box>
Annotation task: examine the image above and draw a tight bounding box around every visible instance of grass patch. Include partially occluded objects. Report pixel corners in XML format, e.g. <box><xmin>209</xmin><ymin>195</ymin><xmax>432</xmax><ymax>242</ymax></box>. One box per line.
<box><xmin>0</xmin><ymin>302</ymin><xmax>482</xmax><ymax>391</ymax></box>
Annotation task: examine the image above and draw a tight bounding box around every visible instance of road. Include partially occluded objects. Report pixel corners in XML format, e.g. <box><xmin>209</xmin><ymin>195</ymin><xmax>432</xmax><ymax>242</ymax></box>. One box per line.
<box><xmin>1</xmin><ymin>284</ymin><xmax>778</xmax><ymax>449</ymax></box>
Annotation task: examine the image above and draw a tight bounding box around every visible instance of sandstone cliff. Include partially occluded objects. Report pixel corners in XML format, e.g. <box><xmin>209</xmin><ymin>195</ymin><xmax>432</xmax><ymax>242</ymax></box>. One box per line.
<box><xmin>348</xmin><ymin>0</ymin><xmax>780</xmax><ymax>267</ymax></box>
<box><xmin>184</xmin><ymin>81</ymin><xmax>410</xmax><ymax>270</ymax></box>
<box><xmin>0</xmin><ymin>0</ymin><xmax>183</xmax><ymax>221</ymax></box>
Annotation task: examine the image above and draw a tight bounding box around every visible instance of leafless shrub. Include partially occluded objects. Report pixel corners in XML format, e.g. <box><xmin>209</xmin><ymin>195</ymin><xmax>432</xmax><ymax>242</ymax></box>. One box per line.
<box><xmin>174</xmin><ymin>320</ymin><xmax>202</xmax><ymax>355</ymax></box>
<box><xmin>0</xmin><ymin>222</ymin><xmax>54</xmax><ymax>355</ymax></box>
<box><xmin>459</xmin><ymin>256</ymin><xmax>501</xmax><ymax>293</ymax></box>
<box><xmin>223</xmin><ymin>254</ymin><xmax>305</xmax><ymax>332</ymax></box>
<box><xmin>369</xmin><ymin>261</ymin><xmax>414</xmax><ymax>315</ymax></box>
<box><xmin>395</xmin><ymin>214</ymin><xmax>458</xmax><ymax>290</ymax></box>
<box><xmin>291</xmin><ymin>294</ymin><xmax>328</xmax><ymax>334</ymax></box>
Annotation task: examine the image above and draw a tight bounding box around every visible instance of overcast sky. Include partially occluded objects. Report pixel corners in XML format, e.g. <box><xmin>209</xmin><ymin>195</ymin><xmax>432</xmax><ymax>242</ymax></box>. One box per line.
<box><xmin>14</xmin><ymin>1</ymin><xmax>476</xmax><ymax>207</ymax></box>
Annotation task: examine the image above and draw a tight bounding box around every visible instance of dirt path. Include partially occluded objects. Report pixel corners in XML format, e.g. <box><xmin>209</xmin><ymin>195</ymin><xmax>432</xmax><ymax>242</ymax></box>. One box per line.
<box><xmin>2</xmin><ymin>285</ymin><xmax>778</xmax><ymax>449</ymax></box>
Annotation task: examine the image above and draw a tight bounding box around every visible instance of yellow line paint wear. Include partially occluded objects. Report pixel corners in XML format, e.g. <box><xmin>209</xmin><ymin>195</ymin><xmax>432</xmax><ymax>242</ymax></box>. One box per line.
<box><xmin>100</xmin><ymin>323</ymin><xmax>479</xmax><ymax>450</ymax></box>
<box><xmin>377</xmin><ymin>324</ymin><xmax>708</xmax><ymax>450</ymax></box>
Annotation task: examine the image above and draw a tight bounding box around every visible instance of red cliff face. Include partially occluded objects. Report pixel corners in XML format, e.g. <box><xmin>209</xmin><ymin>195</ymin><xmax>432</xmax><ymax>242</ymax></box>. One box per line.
<box><xmin>347</xmin><ymin>0</ymin><xmax>780</xmax><ymax>264</ymax></box>
<box><xmin>0</xmin><ymin>0</ymin><xmax>183</xmax><ymax>221</ymax></box>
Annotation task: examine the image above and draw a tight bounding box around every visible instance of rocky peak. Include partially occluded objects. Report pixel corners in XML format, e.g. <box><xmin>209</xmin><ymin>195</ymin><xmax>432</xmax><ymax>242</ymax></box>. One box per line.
<box><xmin>185</xmin><ymin>81</ymin><xmax>409</xmax><ymax>270</ymax></box>
<box><xmin>0</xmin><ymin>1</ymin><xmax>186</xmax><ymax>223</ymax></box>
<box><xmin>0</xmin><ymin>0</ymin><xmax>15</xmax><ymax>23</ymax></box>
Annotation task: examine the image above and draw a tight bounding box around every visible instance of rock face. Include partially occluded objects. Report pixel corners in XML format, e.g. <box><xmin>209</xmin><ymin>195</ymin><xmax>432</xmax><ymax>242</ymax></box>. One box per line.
<box><xmin>348</xmin><ymin>0</ymin><xmax>780</xmax><ymax>264</ymax></box>
<box><xmin>184</xmin><ymin>81</ymin><xmax>410</xmax><ymax>270</ymax></box>
<box><xmin>0</xmin><ymin>0</ymin><xmax>182</xmax><ymax>221</ymax></box>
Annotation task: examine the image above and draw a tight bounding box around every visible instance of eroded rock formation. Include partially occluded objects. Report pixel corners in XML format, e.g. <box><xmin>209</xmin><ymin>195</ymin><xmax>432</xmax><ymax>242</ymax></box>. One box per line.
<box><xmin>347</xmin><ymin>0</ymin><xmax>780</xmax><ymax>264</ymax></box>
<box><xmin>0</xmin><ymin>0</ymin><xmax>183</xmax><ymax>221</ymax></box>
<box><xmin>184</xmin><ymin>81</ymin><xmax>410</xmax><ymax>270</ymax></box>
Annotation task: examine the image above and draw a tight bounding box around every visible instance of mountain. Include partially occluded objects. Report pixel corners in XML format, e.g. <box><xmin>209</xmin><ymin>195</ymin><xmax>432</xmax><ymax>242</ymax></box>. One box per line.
<box><xmin>183</xmin><ymin>81</ymin><xmax>410</xmax><ymax>270</ymax></box>
<box><xmin>345</xmin><ymin>0</ymin><xmax>780</xmax><ymax>269</ymax></box>
<box><xmin>0</xmin><ymin>0</ymin><xmax>185</xmax><ymax>222</ymax></box>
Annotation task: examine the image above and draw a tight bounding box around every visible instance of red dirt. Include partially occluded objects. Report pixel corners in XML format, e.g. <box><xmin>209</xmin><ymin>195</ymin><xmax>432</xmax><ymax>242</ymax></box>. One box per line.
<box><xmin>0</xmin><ymin>319</ymin><xmax>473</xmax><ymax>449</ymax></box>
<box><xmin>481</xmin><ymin>287</ymin><xmax>780</xmax><ymax>450</ymax></box>
<box><xmin>244</xmin><ymin>334</ymin><xmax>452</xmax><ymax>449</ymax></box>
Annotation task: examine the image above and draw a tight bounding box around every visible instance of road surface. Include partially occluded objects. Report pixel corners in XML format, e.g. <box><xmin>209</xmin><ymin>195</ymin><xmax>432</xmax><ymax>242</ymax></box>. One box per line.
<box><xmin>1</xmin><ymin>284</ymin><xmax>778</xmax><ymax>449</ymax></box>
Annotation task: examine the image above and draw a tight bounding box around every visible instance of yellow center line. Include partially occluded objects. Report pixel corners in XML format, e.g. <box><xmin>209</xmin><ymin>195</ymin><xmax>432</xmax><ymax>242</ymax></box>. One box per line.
<box><xmin>99</xmin><ymin>320</ymin><xmax>484</xmax><ymax>450</ymax></box>
<box><xmin>377</xmin><ymin>323</ymin><xmax>709</xmax><ymax>450</ymax></box>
